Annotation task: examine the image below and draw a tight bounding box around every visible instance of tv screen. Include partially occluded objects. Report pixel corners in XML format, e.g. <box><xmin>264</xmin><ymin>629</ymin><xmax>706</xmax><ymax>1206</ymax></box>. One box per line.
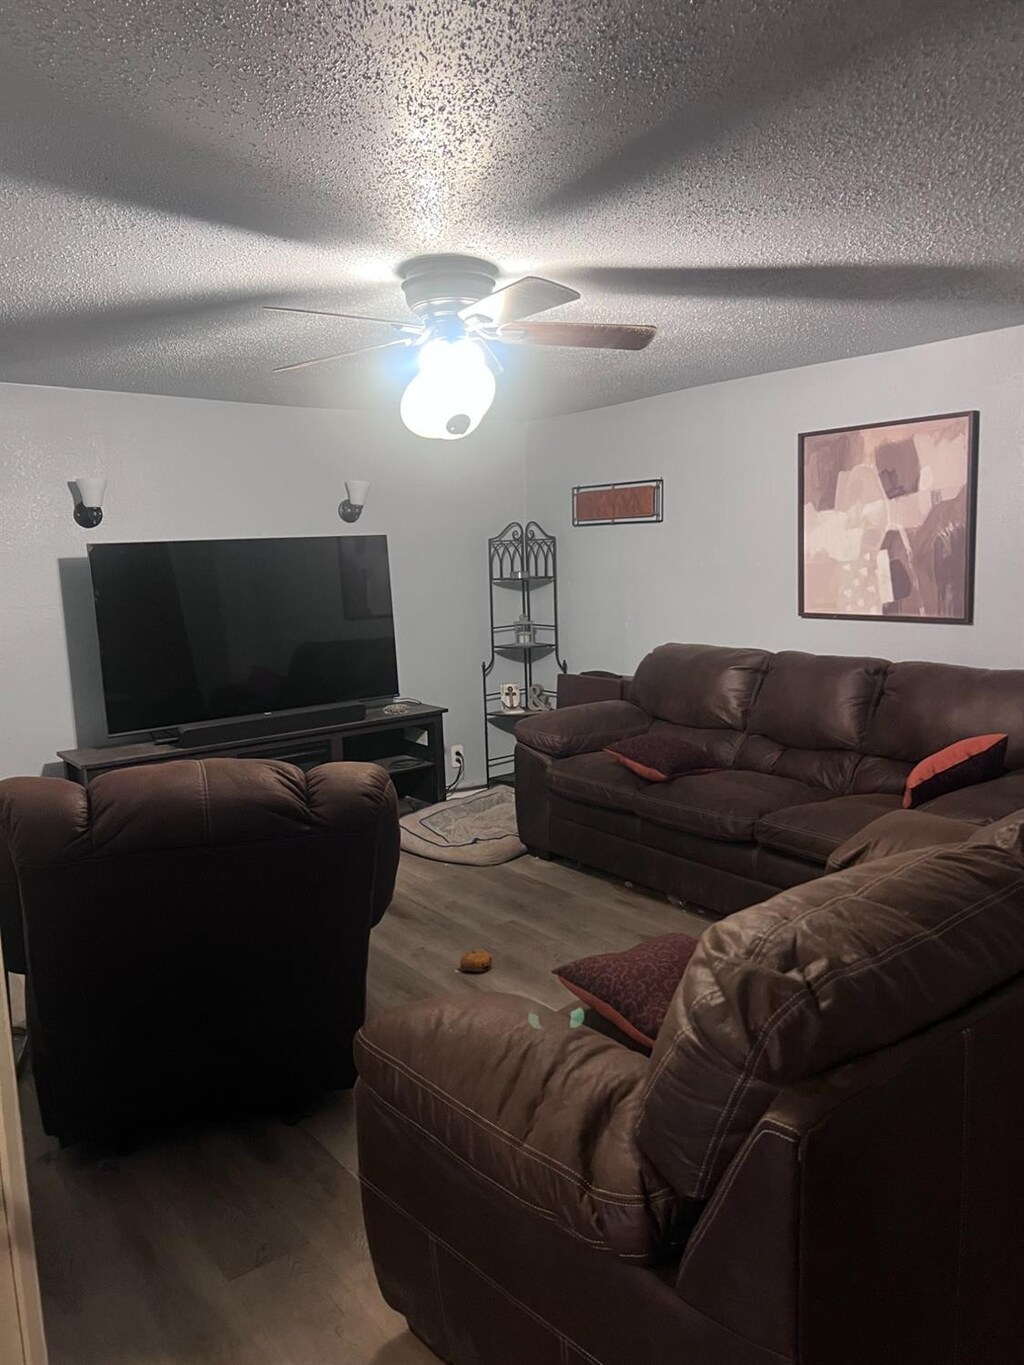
<box><xmin>88</xmin><ymin>535</ymin><xmax>399</xmax><ymax>735</ymax></box>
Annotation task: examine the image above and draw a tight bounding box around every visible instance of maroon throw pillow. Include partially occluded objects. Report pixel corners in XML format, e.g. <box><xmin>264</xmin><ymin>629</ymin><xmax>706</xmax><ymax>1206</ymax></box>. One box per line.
<box><xmin>554</xmin><ymin>934</ymin><xmax>699</xmax><ymax>1049</ymax></box>
<box><xmin>903</xmin><ymin>734</ymin><xmax>1008</xmax><ymax>809</ymax></box>
<box><xmin>605</xmin><ymin>734</ymin><xmax>706</xmax><ymax>783</ymax></box>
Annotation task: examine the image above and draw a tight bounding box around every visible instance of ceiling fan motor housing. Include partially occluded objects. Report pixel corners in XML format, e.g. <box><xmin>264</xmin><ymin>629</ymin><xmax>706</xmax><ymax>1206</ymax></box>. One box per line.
<box><xmin>398</xmin><ymin>254</ymin><xmax>499</xmax><ymax>320</ymax></box>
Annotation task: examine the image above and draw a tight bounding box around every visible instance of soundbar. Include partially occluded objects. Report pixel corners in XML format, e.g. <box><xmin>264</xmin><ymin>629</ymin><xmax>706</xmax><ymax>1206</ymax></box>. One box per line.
<box><xmin>173</xmin><ymin>702</ymin><xmax>367</xmax><ymax>749</ymax></box>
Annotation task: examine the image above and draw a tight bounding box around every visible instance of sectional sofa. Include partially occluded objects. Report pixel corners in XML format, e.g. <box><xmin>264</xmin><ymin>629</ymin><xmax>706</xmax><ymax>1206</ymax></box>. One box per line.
<box><xmin>514</xmin><ymin>643</ymin><xmax>1024</xmax><ymax>913</ymax></box>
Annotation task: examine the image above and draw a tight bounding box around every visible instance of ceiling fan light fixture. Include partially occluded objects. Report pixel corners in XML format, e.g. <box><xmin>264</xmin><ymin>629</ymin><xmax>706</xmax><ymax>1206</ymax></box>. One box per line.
<box><xmin>400</xmin><ymin>337</ymin><xmax>496</xmax><ymax>440</ymax></box>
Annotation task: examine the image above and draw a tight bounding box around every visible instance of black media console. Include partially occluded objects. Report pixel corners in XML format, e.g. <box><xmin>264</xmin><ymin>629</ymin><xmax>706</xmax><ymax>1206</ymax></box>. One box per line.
<box><xmin>58</xmin><ymin>702</ymin><xmax>448</xmax><ymax>807</ymax></box>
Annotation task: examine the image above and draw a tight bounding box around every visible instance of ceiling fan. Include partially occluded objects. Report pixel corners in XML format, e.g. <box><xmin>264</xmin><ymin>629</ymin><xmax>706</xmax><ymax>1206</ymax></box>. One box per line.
<box><xmin>264</xmin><ymin>254</ymin><xmax>656</xmax><ymax>440</ymax></box>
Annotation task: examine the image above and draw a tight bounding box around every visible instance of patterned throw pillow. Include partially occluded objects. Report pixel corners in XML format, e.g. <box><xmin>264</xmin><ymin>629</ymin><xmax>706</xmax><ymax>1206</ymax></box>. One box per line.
<box><xmin>902</xmin><ymin>733</ymin><xmax>1008</xmax><ymax>809</ymax></box>
<box><xmin>605</xmin><ymin>734</ymin><xmax>707</xmax><ymax>782</ymax></box>
<box><xmin>553</xmin><ymin>934</ymin><xmax>700</xmax><ymax>1049</ymax></box>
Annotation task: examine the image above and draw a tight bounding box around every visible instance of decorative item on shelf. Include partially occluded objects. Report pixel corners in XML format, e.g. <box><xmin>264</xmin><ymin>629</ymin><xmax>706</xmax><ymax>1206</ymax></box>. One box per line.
<box><xmin>71</xmin><ymin>477</ymin><xmax>106</xmax><ymax>528</ymax></box>
<box><xmin>339</xmin><ymin>479</ymin><xmax>370</xmax><ymax>523</ymax></box>
<box><xmin>526</xmin><ymin>683</ymin><xmax>552</xmax><ymax>711</ymax></box>
<box><xmin>499</xmin><ymin>682</ymin><xmax>523</xmax><ymax>713</ymax></box>
<box><xmin>514</xmin><ymin>614</ymin><xmax>534</xmax><ymax>645</ymax></box>
<box><xmin>572</xmin><ymin>478</ymin><xmax>663</xmax><ymax>526</ymax></box>
<box><xmin>799</xmin><ymin>410</ymin><xmax>978</xmax><ymax>624</ymax></box>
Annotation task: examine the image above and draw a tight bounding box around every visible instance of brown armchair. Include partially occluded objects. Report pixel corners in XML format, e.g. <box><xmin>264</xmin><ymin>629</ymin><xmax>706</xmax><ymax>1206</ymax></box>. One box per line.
<box><xmin>355</xmin><ymin>816</ymin><xmax>1024</xmax><ymax>1364</ymax></box>
<box><xmin>0</xmin><ymin>757</ymin><xmax>398</xmax><ymax>1143</ymax></box>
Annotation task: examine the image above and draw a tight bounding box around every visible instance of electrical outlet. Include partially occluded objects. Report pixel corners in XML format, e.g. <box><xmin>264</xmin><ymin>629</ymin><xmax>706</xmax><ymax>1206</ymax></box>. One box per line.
<box><xmin>450</xmin><ymin>744</ymin><xmax>465</xmax><ymax>769</ymax></box>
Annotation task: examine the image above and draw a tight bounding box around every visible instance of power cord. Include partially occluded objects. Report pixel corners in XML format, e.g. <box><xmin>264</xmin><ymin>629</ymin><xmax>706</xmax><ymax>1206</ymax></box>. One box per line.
<box><xmin>445</xmin><ymin>749</ymin><xmax>465</xmax><ymax>795</ymax></box>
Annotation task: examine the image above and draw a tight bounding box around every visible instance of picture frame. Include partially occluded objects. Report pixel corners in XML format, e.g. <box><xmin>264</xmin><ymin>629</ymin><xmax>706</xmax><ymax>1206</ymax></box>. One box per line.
<box><xmin>798</xmin><ymin>410</ymin><xmax>979</xmax><ymax>624</ymax></box>
<box><xmin>572</xmin><ymin>479</ymin><xmax>663</xmax><ymax>526</ymax></box>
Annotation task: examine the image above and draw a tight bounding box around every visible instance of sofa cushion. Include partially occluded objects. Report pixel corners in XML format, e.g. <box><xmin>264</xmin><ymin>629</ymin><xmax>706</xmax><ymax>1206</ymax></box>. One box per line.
<box><xmin>733</xmin><ymin>734</ymin><xmax>862</xmax><ymax>795</ymax></box>
<box><xmin>626</xmin><ymin>643</ymin><xmax>769</xmax><ymax>730</ymax></box>
<box><xmin>355</xmin><ymin>993</ymin><xmax>690</xmax><ymax>1264</ymax></box>
<box><xmin>745</xmin><ymin>651</ymin><xmax>888</xmax><ymax>752</ymax></box>
<box><xmin>851</xmin><ymin>754</ymin><xmax>914</xmax><ymax>796</ymax></box>
<box><xmin>917</xmin><ymin>768</ymin><xmax>1024</xmax><ymax>823</ymax></box>
<box><xmin>547</xmin><ymin>752</ymin><xmax>648</xmax><ymax>811</ymax></box>
<box><xmin>633</xmin><ymin>770</ymin><xmax>826</xmax><ymax>843</ymax></box>
<box><xmin>827</xmin><ymin>809</ymin><xmax>976</xmax><ymax>872</ymax></box>
<box><xmin>754</xmin><ymin>794</ymin><xmax>901</xmax><ymax>865</ymax></box>
<box><xmin>903</xmin><ymin>734</ymin><xmax>1008</xmax><ymax>809</ymax></box>
<box><xmin>864</xmin><ymin>660</ymin><xmax>1024</xmax><ymax>769</ymax></box>
<box><xmin>635</xmin><ymin>816</ymin><xmax>1024</xmax><ymax>1201</ymax></box>
<box><xmin>554</xmin><ymin>934</ymin><xmax>700</xmax><ymax>1050</ymax></box>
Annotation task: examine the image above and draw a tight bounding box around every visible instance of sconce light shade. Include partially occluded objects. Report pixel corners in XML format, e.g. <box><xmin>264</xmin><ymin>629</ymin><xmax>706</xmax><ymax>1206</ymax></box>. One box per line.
<box><xmin>73</xmin><ymin>477</ymin><xmax>107</xmax><ymax>528</ymax></box>
<box><xmin>339</xmin><ymin>479</ymin><xmax>370</xmax><ymax>523</ymax></box>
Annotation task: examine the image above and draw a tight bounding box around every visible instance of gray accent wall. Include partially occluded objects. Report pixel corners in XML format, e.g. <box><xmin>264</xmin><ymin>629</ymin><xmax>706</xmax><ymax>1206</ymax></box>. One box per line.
<box><xmin>524</xmin><ymin>323</ymin><xmax>1024</xmax><ymax>677</ymax></box>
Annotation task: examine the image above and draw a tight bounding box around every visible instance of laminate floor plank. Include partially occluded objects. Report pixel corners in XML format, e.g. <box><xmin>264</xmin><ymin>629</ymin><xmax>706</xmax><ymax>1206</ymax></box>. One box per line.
<box><xmin>20</xmin><ymin>851</ymin><xmax>711</xmax><ymax>1364</ymax></box>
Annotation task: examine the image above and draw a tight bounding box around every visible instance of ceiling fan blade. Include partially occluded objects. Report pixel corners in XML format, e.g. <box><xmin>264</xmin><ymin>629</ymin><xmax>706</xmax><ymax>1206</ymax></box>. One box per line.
<box><xmin>495</xmin><ymin>320</ymin><xmax>656</xmax><ymax>350</ymax></box>
<box><xmin>570</xmin><ymin>264</ymin><xmax>1024</xmax><ymax>303</ymax></box>
<box><xmin>459</xmin><ymin>276</ymin><xmax>580</xmax><ymax>327</ymax></box>
<box><xmin>273</xmin><ymin>339</ymin><xmax>410</xmax><ymax>374</ymax></box>
<box><xmin>264</xmin><ymin>305</ymin><xmax>419</xmax><ymax>332</ymax></box>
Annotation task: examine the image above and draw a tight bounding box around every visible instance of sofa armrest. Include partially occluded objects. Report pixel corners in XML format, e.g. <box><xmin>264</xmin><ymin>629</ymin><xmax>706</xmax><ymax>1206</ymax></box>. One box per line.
<box><xmin>675</xmin><ymin>981</ymin><xmax>1024</xmax><ymax>1365</ymax></box>
<box><xmin>355</xmin><ymin>993</ymin><xmax>690</xmax><ymax>1263</ymax></box>
<box><xmin>514</xmin><ymin>700</ymin><xmax>650</xmax><ymax>758</ymax></box>
<box><xmin>555</xmin><ymin>671</ymin><xmax>627</xmax><ymax>707</ymax></box>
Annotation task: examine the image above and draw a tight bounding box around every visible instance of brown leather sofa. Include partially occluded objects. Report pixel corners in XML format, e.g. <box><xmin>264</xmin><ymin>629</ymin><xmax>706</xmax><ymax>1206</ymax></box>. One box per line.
<box><xmin>515</xmin><ymin>642</ymin><xmax>1024</xmax><ymax>912</ymax></box>
<box><xmin>355</xmin><ymin>814</ymin><xmax>1024</xmax><ymax>1365</ymax></box>
<box><xmin>0</xmin><ymin>757</ymin><xmax>399</xmax><ymax>1142</ymax></box>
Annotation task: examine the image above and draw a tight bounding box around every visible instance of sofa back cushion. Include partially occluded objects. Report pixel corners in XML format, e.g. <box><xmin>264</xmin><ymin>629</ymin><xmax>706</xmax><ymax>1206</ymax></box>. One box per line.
<box><xmin>626</xmin><ymin>643</ymin><xmax>769</xmax><ymax>730</ymax></box>
<box><xmin>645</xmin><ymin>719</ymin><xmax>745</xmax><ymax>770</ymax></box>
<box><xmin>744</xmin><ymin>651</ymin><xmax>887</xmax><ymax>752</ymax></box>
<box><xmin>735</xmin><ymin>651</ymin><xmax>888</xmax><ymax>794</ymax></box>
<box><xmin>634</xmin><ymin>815</ymin><xmax>1024</xmax><ymax>1201</ymax></box>
<box><xmin>862</xmin><ymin>661</ymin><xmax>1024</xmax><ymax>770</ymax></box>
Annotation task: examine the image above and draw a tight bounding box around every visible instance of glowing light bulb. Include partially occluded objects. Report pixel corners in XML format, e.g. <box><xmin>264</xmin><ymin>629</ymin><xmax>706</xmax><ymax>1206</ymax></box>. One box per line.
<box><xmin>399</xmin><ymin>338</ymin><xmax>496</xmax><ymax>440</ymax></box>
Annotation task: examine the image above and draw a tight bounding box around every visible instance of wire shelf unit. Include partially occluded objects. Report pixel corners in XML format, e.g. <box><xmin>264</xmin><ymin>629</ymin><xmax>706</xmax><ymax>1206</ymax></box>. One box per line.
<box><xmin>481</xmin><ymin>521</ymin><xmax>567</xmax><ymax>787</ymax></box>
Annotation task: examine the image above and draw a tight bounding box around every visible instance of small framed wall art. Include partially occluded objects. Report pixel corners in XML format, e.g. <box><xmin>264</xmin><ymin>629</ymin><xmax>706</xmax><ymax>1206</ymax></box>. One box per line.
<box><xmin>799</xmin><ymin>410</ymin><xmax>978</xmax><ymax>624</ymax></box>
<box><xmin>572</xmin><ymin>479</ymin><xmax>663</xmax><ymax>527</ymax></box>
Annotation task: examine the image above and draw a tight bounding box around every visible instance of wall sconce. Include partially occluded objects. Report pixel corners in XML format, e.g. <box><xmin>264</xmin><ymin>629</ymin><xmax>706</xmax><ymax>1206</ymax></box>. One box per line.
<box><xmin>72</xmin><ymin>477</ymin><xmax>107</xmax><ymax>528</ymax></box>
<box><xmin>339</xmin><ymin>479</ymin><xmax>370</xmax><ymax>523</ymax></box>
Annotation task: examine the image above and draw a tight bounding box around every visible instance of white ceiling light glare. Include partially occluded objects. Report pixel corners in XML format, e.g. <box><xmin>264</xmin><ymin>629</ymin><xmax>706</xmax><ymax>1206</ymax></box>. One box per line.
<box><xmin>399</xmin><ymin>336</ymin><xmax>496</xmax><ymax>440</ymax></box>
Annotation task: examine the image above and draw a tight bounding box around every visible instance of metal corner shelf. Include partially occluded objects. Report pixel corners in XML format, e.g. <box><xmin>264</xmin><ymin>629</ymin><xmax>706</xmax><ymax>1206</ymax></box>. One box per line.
<box><xmin>481</xmin><ymin>521</ymin><xmax>566</xmax><ymax>787</ymax></box>
<box><xmin>492</xmin><ymin>575</ymin><xmax>554</xmax><ymax>588</ymax></box>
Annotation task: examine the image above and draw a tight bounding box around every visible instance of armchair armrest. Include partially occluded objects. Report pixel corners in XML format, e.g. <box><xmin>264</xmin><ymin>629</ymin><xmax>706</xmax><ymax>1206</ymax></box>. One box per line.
<box><xmin>355</xmin><ymin>993</ymin><xmax>689</xmax><ymax>1263</ymax></box>
<box><xmin>514</xmin><ymin>700</ymin><xmax>650</xmax><ymax>759</ymax></box>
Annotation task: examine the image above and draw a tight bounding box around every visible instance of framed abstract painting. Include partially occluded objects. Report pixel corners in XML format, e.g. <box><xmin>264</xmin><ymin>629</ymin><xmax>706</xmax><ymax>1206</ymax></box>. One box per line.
<box><xmin>799</xmin><ymin>410</ymin><xmax>979</xmax><ymax>624</ymax></box>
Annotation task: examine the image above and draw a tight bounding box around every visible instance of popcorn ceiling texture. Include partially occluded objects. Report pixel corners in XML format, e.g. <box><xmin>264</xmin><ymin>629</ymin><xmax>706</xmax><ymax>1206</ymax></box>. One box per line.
<box><xmin>1</xmin><ymin>0</ymin><xmax>1023</xmax><ymax>416</ymax></box>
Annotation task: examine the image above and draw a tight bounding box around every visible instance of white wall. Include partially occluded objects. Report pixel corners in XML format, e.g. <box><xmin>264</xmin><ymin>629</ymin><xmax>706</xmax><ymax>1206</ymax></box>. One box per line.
<box><xmin>525</xmin><ymin>324</ymin><xmax>1024</xmax><ymax>676</ymax></box>
<box><xmin>4</xmin><ymin>322</ymin><xmax>1022</xmax><ymax>784</ymax></box>
<box><xmin>0</xmin><ymin>383</ymin><xmax>524</xmax><ymax>782</ymax></box>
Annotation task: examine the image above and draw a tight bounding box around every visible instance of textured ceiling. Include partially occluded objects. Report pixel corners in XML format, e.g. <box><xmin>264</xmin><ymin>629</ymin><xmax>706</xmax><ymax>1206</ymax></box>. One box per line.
<box><xmin>2</xmin><ymin>0</ymin><xmax>1023</xmax><ymax>419</ymax></box>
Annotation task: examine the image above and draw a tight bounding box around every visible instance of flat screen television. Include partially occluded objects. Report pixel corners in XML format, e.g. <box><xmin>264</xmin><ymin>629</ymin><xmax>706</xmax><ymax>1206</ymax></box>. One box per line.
<box><xmin>88</xmin><ymin>535</ymin><xmax>399</xmax><ymax>735</ymax></box>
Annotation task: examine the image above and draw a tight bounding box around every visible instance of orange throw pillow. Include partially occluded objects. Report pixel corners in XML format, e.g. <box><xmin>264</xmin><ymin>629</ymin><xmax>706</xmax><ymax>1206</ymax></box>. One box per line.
<box><xmin>902</xmin><ymin>734</ymin><xmax>1008</xmax><ymax>809</ymax></box>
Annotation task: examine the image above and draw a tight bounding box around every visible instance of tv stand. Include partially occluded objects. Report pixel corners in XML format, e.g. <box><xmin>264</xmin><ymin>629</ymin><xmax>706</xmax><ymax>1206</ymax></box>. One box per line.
<box><xmin>174</xmin><ymin>702</ymin><xmax>367</xmax><ymax>749</ymax></box>
<box><xmin>58</xmin><ymin>703</ymin><xmax>448</xmax><ymax>805</ymax></box>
